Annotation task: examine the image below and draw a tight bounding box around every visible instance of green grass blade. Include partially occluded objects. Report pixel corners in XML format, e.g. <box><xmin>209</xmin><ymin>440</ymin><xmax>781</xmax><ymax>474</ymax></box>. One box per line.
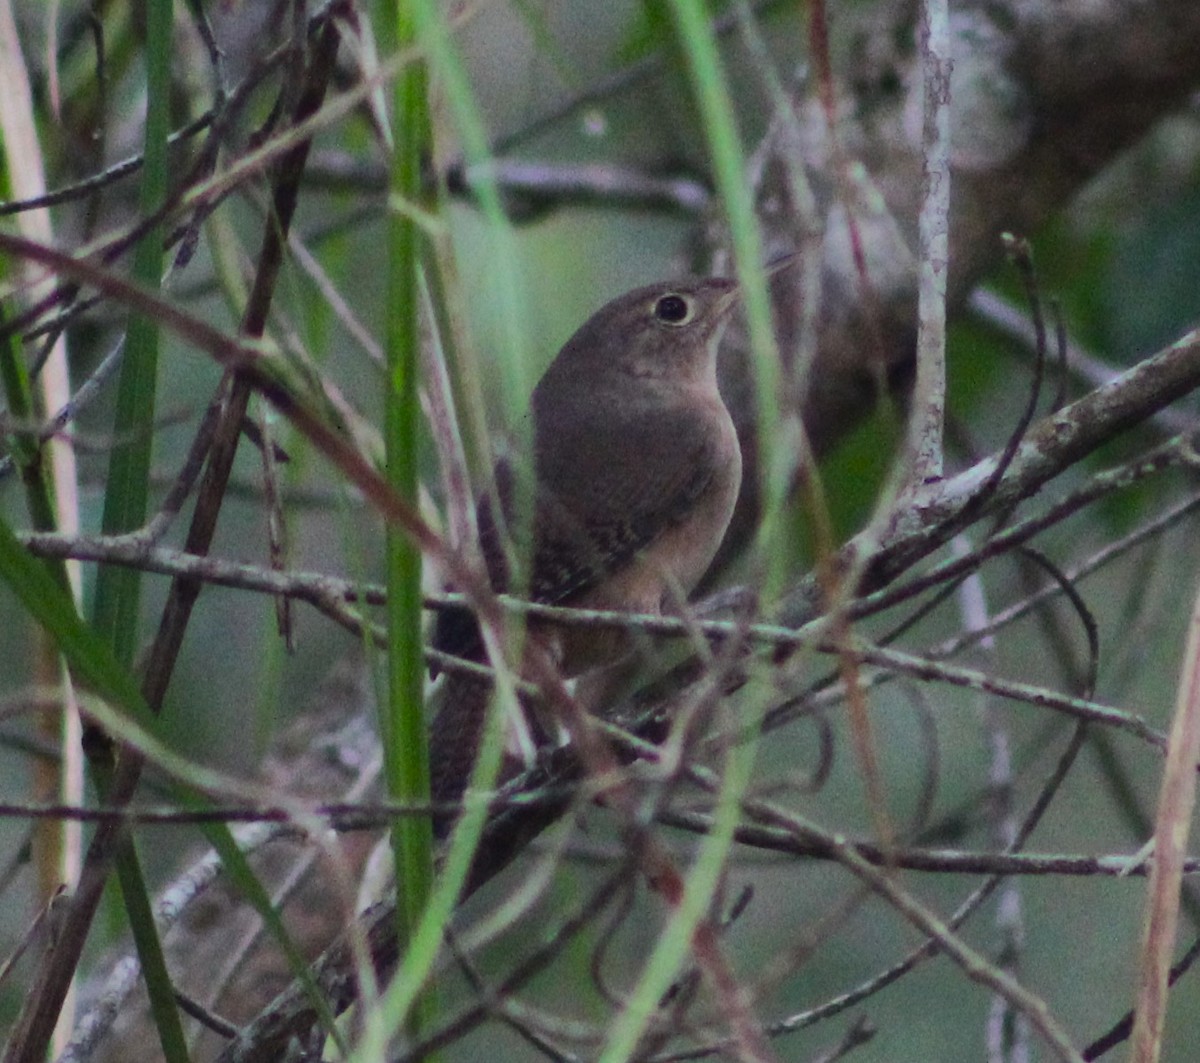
<box><xmin>89</xmin><ymin>0</ymin><xmax>173</xmax><ymax>665</ymax></box>
<box><xmin>376</xmin><ymin>0</ymin><xmax>437</xmax><ymax>1034</ymax></box>
<box><xmin>110</xmin><ymin>837</ymin><xmax>191</xmax><ymax>1063</ymax></box>
<box><xmin>346</xmin><ymin>4</ymin><xmax>541</xmax><ymax>1049</ymax></box>
<box><xmin>50</xmin><ymin>0</ymin><xmax>185</xmax><ymax>1053</ymax></box>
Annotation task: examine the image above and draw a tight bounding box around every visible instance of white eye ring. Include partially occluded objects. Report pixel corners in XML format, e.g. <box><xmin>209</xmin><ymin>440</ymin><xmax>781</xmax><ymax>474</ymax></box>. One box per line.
<box><xmin>652</xmin><ymin>292</ymin><xmax>695</xmax><ymax>326</ymax></box>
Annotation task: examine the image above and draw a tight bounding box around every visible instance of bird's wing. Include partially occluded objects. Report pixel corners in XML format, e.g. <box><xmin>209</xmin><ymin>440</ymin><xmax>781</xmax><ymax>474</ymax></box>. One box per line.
<box><xmin>528</xmin><ymin>454</ymin><xmax>716</xmax><ymax>606</ymax></box>
<box><xmin>432</xmin><ymin>402</ymin><xmax>727</xmax><ymax>663</ymax></box>
<box><xmin>526</xmin><ymin>399</ymin><xmax>726</xmax><ymax>606</ymax></box>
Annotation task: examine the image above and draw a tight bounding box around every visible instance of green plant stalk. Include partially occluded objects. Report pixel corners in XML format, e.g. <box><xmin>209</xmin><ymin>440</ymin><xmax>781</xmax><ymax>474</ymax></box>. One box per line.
<box><xmin>90</xmin><ymin>0</ymin><xmax>172</xmax><ymax>664</ymax></box>
<box><xmin>81</xmin><ymin>1</ymin><xmax>187</xmax><ymax>1056</ymax></box>
<box><xmin>109</xmin><ymin>829</ymin><xmax>190</xmax><ymax>1063</ymax></box>
<box><xmin>380</xmin><ymin>0</ymin><xmax>436</xmax><ymax>1031</ymax></box>
<box><xmin>349</xmin><ymin>4</ymin><xmax>541</xmax><ymax>1046</ymax></box>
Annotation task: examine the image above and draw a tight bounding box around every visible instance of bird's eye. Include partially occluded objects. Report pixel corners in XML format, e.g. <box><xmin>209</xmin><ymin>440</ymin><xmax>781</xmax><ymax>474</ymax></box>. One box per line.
<box><xmin>652</xmin><ymin>293</ymin><xmax>694</xmax><ymax>326</ymax></box>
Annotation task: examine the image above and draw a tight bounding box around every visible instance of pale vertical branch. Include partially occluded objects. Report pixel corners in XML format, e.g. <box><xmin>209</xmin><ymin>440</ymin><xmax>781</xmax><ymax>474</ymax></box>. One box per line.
<box><xmin>0</xmin><ymin>2</ymin><xmax>82</xmax><ymax>1051</ymax></box>
<box><xmin>1130</xmin><ymin>577</ymin><xmax>1200</xmax><ymax>1063</ymax></box>
<box><xmin>909</xmin><ymin>0</ymin><xmax>952</xmax><ymax>485</ymax></box>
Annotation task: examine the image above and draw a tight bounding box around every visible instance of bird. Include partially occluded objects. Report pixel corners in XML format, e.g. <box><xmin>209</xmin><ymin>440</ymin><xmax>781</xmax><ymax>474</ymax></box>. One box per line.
<box><xmin>428</xmin><ymin>275</ymin><xmax>747</xmax><ymax>833</ymax></box>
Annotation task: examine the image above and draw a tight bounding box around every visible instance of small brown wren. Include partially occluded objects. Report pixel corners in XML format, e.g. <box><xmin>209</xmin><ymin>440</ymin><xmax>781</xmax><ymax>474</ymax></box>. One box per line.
<box><xmin>429</xmin><ymin>276</ymin><xmax>746</xmax><ymax>831</ymax></box>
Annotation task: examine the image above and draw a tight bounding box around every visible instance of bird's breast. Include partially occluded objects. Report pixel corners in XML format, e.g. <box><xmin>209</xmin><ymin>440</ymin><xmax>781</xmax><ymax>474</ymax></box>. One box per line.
<box><xmin>636</xmin><ymin>394</ymin><xmax>741</xmax><ymax>599</ymax></box>
<box><xmin>555</xmin><ymin>391</ymin><xmax>741</xmax><ymax>675</ymax></box>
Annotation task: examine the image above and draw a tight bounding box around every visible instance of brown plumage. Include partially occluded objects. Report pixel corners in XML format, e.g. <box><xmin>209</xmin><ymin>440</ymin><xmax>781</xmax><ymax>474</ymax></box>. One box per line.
<box><xmin>429</xmin><ymin>277</ymin><xmax>744</xmax><ymax>832</ymax></box>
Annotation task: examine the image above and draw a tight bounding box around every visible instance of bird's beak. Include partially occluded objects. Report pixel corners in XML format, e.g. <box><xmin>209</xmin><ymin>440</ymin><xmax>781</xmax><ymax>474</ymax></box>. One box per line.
<box><xmin>764</xmin><ymin>251</ymin><xmax>802</xmax><ymax>277</ymax></box>
<box><xmin>718</xmin><ymin>252</ymin><xmax>800</xmax><ymax>316</ymax></box>
<box><xmin>716</xmin><ymin>284</ymin><xmax>742</xmax><ymax>318</ymax></box>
